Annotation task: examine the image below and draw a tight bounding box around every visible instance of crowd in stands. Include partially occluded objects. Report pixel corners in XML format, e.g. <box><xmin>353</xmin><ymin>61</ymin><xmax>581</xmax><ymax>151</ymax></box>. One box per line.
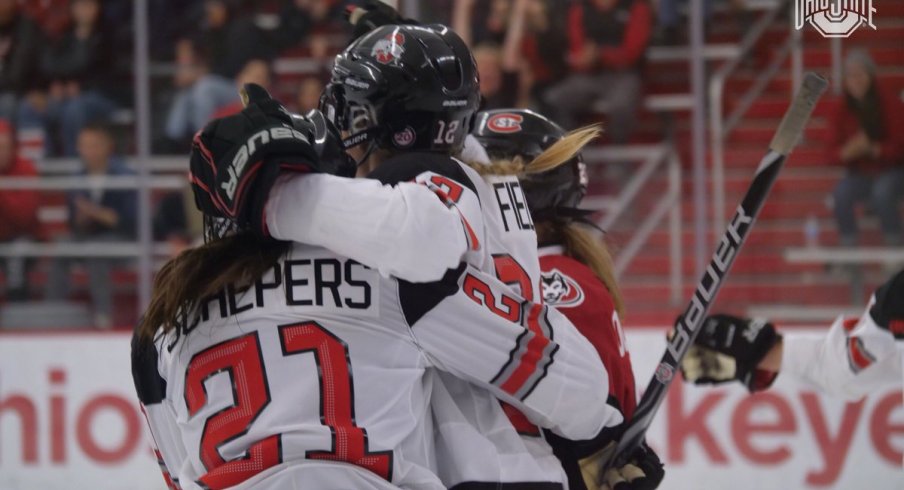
<box><xmin>0</xmin><ymin>0</ymin><xmax>901</xmax><ymax>328</ymax></box>
<box><xmin>828</xmin><ymin>50</ymin><xmax>904</xmax><ymax>249</ymax></box>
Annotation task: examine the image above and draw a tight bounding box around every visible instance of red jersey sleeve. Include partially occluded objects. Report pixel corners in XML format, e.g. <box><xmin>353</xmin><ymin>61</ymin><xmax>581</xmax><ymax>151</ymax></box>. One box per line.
<box><xmin>539</xmin><ymin>253</ymin><xmax>637</xmax><ymax>419</ymax></box>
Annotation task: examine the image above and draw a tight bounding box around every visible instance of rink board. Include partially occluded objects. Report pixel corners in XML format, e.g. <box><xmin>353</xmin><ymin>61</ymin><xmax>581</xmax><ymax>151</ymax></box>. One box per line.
<box><xmin>0</xmin><ymin>329</ymin><xmax>901</xmax><ymax>489</ymax></box>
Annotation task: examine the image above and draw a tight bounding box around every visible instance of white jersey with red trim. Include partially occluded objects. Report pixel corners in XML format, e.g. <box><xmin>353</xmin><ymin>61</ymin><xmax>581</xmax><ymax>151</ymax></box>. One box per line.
<box><xmin>132</xmin><ymin>240</ymin><xmax>618</xmax><ymax>490</ymax></box>
<box><xmin>253</xmin><ymin>154</ymin><xmax>622</xmax><ymax>488</ymax></box>
<box><xmin>781</xmin><ymin>296</ymin><xmax>904</xmax><ymax>401</ymax></box>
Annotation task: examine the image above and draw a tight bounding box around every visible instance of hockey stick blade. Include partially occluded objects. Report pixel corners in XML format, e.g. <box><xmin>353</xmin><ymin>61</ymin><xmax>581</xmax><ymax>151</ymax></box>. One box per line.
<box><xmin>606</xmin><ymin>73</ymin><xmax>827</xmax><ymax>472</ymax></box>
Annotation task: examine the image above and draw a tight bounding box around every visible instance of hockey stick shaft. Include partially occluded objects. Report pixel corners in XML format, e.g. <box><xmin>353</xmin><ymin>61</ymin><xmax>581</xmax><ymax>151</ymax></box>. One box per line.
<box><xmin>608</xmin><ymin>73</ymin><xmax>828</xmax><ymax>468</ymax></box>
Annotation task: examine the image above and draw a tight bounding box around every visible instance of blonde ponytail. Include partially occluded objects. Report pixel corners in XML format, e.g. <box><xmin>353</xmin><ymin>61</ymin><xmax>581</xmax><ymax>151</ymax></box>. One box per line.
<box><xmin>524</xmin><ymin>125</ymin><xmax>601</xmax><ymax>175</ymax></box>
<box><xmin>468</xmin><ymin>124</ymin><xmax>602</xmax><ymax>177</ymax></box>
<box><xmin>559</xmin><ymin>223</ymin><xmax>625</xmax><ymax>317</ymax></box>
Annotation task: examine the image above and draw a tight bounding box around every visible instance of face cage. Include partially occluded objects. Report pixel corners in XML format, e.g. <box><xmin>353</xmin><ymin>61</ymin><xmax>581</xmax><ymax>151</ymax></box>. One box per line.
<box><xmin>203</xmin><ymin>215</ymin><xmax>238</xmax><ymax>243</ymax></box>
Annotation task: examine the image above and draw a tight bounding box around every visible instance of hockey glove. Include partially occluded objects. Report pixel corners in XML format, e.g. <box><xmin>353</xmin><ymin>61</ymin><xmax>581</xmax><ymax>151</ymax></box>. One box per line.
<box><xmin>679</xmin><ymin>314</ymin><xmax>781</xmax><ymax>392</ymax></box>
<box><xmin>189</xmin><ymin>83</ymin><xmax>354</xmax><ymax>234</ymax></box>
<box><xmin>580</xmin><ymin>440</ymin><xmax>664</xmax><ymax>490</ymax></box>
<box><xmin>870</xmin><ymin>268</ymin><xmax>904</xmax><ymax>338</ymax></box>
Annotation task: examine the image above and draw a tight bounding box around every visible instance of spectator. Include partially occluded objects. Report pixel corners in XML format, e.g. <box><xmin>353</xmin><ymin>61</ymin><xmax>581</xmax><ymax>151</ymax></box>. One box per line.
<box><xmin>0</xmin><ymin>119</ymin><xmax>40</xmax><ymax>300</ymax></box>
<box><xmin>20</xmin><ymin>0</ymin><xmax>118</xmax><ymax>157</ymax></box>
<box><xmin>270</xmin><ymin>0</ymin><xmax>343</xmax><ymax>57</ymax></box>
<box><xmin>211</xmin><ymin>58</ymin><xmax>273</xmax><ymax>120</ymax></box>
<box><xmin>520</xmin><ymin>0</ymin><xmax>569</xmax><ymax>101</ymax></box>
<box><xmin>456</xmin><ymin>0</ymin><xmax>528</xmax><ymax>109</ymax></box>
<box><xmin>45</xmin><ymin>123</ymin><xmax>136</xmax><ymax>328</ymax></box>
<box><xmin>830</xmin><ymin>50</ymin><xmax>904</xmax><ymax>247</ymax></box>
<box><xmin>164</xmin><ymin>38</ymin><xmax>238</xmax><ymax>146</ymax></box>
<box><xmin>22</xmin><ymin>0</ymin><xmax>70</xmax><ymax>40</ymax></box>
<box><xmin>0</xmin><ymin>0</ymin><xmax>43</xmax><ymax>120</ymax></box>
<box><xmin>295</xmin><ymin>76</ymin><xmax>324</xmax><ymax>113</ymax></box>
<box><xmin>452</xmin><ymin>0</ymin><xmax>510</xmax><ymax>46</ymax></box>
<box><xmin>542</xmin><ymin>0</ymin><xmax>651</xmax><ymax>142</ymax></box>
<box><xmin>202</xmin><ymin>0</ymin><xmax>272</xmax><ymax>79</ymax></box>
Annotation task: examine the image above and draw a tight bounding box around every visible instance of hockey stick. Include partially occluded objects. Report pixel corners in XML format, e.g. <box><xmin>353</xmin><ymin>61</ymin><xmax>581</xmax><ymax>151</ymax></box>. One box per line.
<box><xmin>606</xmin><ymin>73</ymin><xmax>829</xmax><ymax>471</ymax></box>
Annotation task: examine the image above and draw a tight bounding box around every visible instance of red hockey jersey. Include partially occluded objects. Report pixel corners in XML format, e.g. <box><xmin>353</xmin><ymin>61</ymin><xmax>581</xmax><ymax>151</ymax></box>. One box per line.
<box><xmin>539</xmin><ymin>246</ymin><xmax>636</xmax><ymax>419</ymax></box>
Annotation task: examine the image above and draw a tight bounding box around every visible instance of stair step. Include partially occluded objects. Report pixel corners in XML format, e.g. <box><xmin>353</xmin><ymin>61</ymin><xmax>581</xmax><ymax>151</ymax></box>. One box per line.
<box><xmin>620</xmin><ymin>281</ymin><xmax>853</xmax><ymax>304</ymax></box>
<box><xmin>607</xmin><ymin>227</ymin><xmax>888</xmax><ymax>250</ymax></box>
<box><xmin>625</xmin><ymin>254</ymin><xmax>823</xmax><ymax>275</ymax></box>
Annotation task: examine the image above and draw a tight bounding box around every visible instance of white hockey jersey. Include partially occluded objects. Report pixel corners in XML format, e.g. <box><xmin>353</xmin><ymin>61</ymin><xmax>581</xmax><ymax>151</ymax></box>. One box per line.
<box><xmin>133</xmin><ymin>249</ymin><xmax>618</xmax><ymax>488</ymax></box>
<box><xmin>262</xmin><ymin>153</ymin><xmax>623</xmax><ymax>487</ymax></box>
<box><xmin>782</xmin><ymin>295</ymin><xmax>904</xmax><ymax>401</ymax></box>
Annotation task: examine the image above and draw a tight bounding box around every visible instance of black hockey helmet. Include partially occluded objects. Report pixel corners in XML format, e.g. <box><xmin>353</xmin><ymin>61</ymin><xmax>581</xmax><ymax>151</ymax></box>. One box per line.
<box><xmin>320</xmin><ymin>24</ymin><xmax>480</xmax><ymax>160</ymax></box>
<box><xmin>472</xmin><ymin>109</ymin><xmax>588</xmax><ymax>215</ymax></box>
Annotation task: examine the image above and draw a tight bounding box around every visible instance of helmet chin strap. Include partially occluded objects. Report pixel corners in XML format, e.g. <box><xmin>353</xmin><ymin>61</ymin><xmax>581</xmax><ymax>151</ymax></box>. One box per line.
<box><xmin>342</xmin><ymin>127</ymin><xmax>382</xmax><ymax>167</ymax></box>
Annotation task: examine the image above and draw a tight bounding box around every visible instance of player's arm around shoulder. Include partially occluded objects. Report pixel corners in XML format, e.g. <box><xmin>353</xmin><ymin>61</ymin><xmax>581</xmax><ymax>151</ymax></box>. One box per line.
<box><xmin>405</xmin><ymin>264</ymin><xmax>622</xmax><ymax>441</ymax></box>
<box><xmin>264</xmin><ymin>157</ymin><xmax>486</xmax><ymax>283</ymax></box>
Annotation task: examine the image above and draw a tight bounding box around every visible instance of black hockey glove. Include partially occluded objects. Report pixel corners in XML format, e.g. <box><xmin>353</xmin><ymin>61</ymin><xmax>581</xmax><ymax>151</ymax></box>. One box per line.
<box><xmin>679</xmin><ymin>314</ymin><xmax>782</xmax><ymax>392</ymax></box>
<box><xmin>189</xmin><ymin>83</ymin><xmax>354</xmax><ymax>234</ymax></box>
<box><xmin>870</xmin><ymin>268</ymin><xmax>904</xmax><ymax>338</ymax></box>
<box><xmin>580</xmin><ymin>440</ymin><xmax>664</xmax><ymax>490</ymax></box>
<box><xmin>345</xmin><ymin>0</ymin><xmax>418</xmax><ymax>38</ymax></box>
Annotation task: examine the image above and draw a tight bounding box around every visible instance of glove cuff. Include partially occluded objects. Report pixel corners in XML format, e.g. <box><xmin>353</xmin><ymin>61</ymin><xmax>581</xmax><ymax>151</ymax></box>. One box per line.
<box><xmin>747</xmin><ymin>368</ymin><xmax>779</xmax><ymax>392</ymax></box>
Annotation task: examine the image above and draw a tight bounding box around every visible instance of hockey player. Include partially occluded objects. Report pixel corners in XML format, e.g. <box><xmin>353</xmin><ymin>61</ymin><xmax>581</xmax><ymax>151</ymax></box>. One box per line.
<box><xmin>680</xmin><ymin>268</ymin><xmax>904</xmax><ymax>400</ymax></box>
<box><xmin>473</xmin><ymin>108</ymin><xmax>664</xmax><ymax>490</ymax></box>
<box><xmin>132</xmin><ymin>86</ymin><xmax>622</xmax><ymax>489</ymax></box>
<box><xmin>192</xmin><ymin>19</ymin><xmax>637</xmax><ymax>487</ymax></box>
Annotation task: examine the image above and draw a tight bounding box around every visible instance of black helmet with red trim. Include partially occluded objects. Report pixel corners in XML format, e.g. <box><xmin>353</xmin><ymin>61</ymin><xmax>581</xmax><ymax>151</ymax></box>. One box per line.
<box><xmin>472</xmin><ymin>109</ymin><xmax>588</xmax><ymax>215</ymax></box>
<box><xmin>320</xmin><ymin>24</ymin><xmax>480</xmax><ymax>161</ymax></box>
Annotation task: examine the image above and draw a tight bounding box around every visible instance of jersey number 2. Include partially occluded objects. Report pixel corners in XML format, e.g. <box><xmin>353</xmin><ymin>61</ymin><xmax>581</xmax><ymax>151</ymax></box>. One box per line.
<box><xmin>184</xmin><ymin>323</ymin><xmax>392</xmax><ymax>489</ymax></box>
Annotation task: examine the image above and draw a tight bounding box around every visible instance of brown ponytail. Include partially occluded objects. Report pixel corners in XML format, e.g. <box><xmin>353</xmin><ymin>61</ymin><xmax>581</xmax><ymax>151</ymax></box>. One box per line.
<box><xmin>136</xmin><ymin>233</ymin><xmax>290</xmax><ymax>342</ymax></box>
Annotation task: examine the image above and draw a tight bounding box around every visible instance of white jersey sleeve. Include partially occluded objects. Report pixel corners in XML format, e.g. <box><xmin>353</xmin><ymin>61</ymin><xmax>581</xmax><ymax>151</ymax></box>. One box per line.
<box><xmin>406</xmin><ymin>265</ymin><xmax>623</xmax><ymax>440</ymax></box>
<box><xmin>265</xmin><ymin>173</ymin><xmax>482</xmax><ymax>283</ymax></box>
<box><xmin>132</xmin><ymin>335</ymin><xmax>189</xmax><ymax>490</ymax></box>
<box><xmin>781</xmin><ymin>297</ymin><xmax>904</xmax><ymax>400</ymax></box>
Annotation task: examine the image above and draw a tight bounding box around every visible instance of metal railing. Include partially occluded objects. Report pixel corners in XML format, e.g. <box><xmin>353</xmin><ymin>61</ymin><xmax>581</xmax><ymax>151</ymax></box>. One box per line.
<box><xmin>0</xmin><ymin>164</ymin><xmax>187</xmax><ymax>271</ymax></box>
<box><xmin>709</xmin><ymin>0</ymin><xmax>799</xmax><ymax>234</ymax></box>
<box><xmin>583</xmin><ymin>143</ymin><xmax>684</xmax><ymax>305</ymax></box>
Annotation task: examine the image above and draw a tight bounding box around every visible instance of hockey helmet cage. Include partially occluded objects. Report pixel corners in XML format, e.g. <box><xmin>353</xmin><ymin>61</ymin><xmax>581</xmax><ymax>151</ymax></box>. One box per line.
<box><xmin>472</xmin><ymin>108</ymin><xmax>588</xmax><ymax>214</ymax></box>
<box><xmin>320</xmin><ymin>24</ymin><xmax>480</xmax><ymax>157</ymax></box>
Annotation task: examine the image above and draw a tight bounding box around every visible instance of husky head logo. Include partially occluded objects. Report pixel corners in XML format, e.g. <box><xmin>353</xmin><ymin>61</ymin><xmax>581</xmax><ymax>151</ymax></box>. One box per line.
<box><xmin>795</xmin><ymin>0</ymin><xmax>876</xmax><ymax>38</ymax></box>
<box><xmin>541</xmin><ymin>269</ymin><xmax>584</xmax><ymax>307</ymax></box>
<box><xmin>371</xmin><ymin>32</ymin><xmax>406</xmax><ymax>65</ymax></box>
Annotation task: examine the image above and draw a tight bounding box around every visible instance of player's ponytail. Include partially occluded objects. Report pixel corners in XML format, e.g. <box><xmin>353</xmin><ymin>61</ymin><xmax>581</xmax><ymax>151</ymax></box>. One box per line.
<box><xmin>524</xmin><ymin>125</ymin><xmax>600</xmax><ymax>175</ymax></box>
<box><xmin>465</xmin><ymin>124</ymin><xmax>602</xmax><ymax>177</ymax></box>
<box><xmin>559</xmin><ymin>223</ymin><xmax>625</xmax><ymax>317</ymax></box>
<box><xmin>136</xmin><ymin>233</ymin><xmax>290</xmax><ymax>342</ymax></box>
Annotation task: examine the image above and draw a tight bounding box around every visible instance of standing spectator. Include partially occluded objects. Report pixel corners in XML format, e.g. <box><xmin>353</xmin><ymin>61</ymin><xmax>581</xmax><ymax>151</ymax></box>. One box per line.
<box><xmin>202</xmin><ymin>0</ymin><xmax>271</xmax><ymax>79</ymax></box>
<box><xmin>164</xmin><ymin>38</ymin><xmax>238</xmax><ymax>146</ymax></box>
<box><xmin>22</xmin><ymin>0</ymin><xmax>70</xmax><ymax>40</ymax></box>
<box><xmin>45</xmin><ymin>124</ymin><xmax>136</xmax><ymax>328</ymax></box>
<box><xmin>20</xmin><ymin>0</ymin><xmax>118</xmax><ymax>157</ymax></box>
<box><xmin>521</xmin><ymin>0</ymin><xmax>570</xmax><ymax>101</ymax></box>
<box><xmin>452</xmin><ymin>0</ymin><xmax>510</xmax><ymax>46</ymax></box>
<box><xmin>0</xmin><ymin>119</ymin><xmax>40</xmax><ymax>300</ymax></box>
<box><xmin>830</xmin><ymin>50</ymin><xmax>904</xmax><ymax>247</ymax></box>
<box><xmin>542</xmin><ymin>0</ymin><xmax>652</xmax><ymax>141</ymax></box>
<box><xmin>0</xmin><ymin>0</ymin><xmax>42</xmax><ymax>120</ymax></box>
<box><xmin>456</xmin><ymin>0</ymin><xmax>528</xmax><ymax>109</ymax></box>
<box><xmin>269</xmin><ymin>0</ymin><xmax>343</xmax><ymax>56</ymax></box>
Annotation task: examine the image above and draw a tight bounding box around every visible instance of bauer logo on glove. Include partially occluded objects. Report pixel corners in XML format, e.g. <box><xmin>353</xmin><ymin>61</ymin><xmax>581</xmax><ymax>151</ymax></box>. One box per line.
<box><xmin>189</xmin><ymin>83</ymin><xmax>354</xmax><ymax>235</ymax></box>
